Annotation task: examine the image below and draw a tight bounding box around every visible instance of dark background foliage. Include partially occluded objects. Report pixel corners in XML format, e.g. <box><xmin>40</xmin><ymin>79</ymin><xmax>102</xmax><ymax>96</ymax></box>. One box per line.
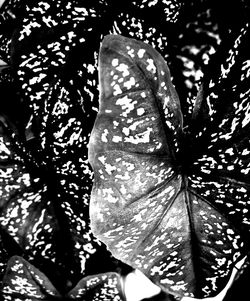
<box><xmin>0</xmin><ymin>0</ymin><xmax>249</xmax><ymax>300</ymax></box>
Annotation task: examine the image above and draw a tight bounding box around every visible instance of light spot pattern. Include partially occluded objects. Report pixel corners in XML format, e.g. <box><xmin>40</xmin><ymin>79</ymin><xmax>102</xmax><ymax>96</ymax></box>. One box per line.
<box><xmin>89</xmin><ymin>31</ymin><xmax>250</xmax><ymax>299</ymax></box>
<box><xmin>2</xmin><ymin>256</ymin><xmax>124</xmax><ymax>300</ymax></box>
<box><xmin>0</xmin><ymin>0</ymin><xmax>129</xmax><ymax>292</ymax></box>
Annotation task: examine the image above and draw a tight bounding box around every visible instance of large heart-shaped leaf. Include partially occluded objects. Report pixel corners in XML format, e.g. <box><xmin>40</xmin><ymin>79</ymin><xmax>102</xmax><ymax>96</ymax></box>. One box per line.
<box><xmin>1</xmin><ymin>255</ymin><xmax>125</xmax><ymax>300</ymax></box>
<box><xmin>88</xmin><ymin>27</ymin><xmax>250</xmax><ymax>299</ymax></box>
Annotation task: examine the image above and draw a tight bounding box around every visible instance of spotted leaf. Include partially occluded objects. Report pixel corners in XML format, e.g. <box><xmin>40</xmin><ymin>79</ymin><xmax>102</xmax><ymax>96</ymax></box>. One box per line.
<box><xmin>0</xmin><ymin>114</ymin><xmax>66</xmax><ymax>285</ymax></box>
<box><xmin>89</xmin><ymin>31</ymin><xmax>250</xmax><ymax>299</ymax></box>
<box><xmin>0</xmin><ymin>0</ymin><xmax>133</xmax><ymax>290</ymax></box>
<box><xmin>1</xmin><ymin>255</ymin><xmax>125</xmax><ymax>300</ymax></box>
<box><xmin>0</xmin><ymin>79</ymin><xmax>130</xmax><ymax>291</ymax></box>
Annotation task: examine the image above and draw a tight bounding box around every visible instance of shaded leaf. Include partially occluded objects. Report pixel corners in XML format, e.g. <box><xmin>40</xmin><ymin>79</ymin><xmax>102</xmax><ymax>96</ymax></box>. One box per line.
<box><xmin>0</xmin><ymin>0</ymin><xmax>25</xmax><ymax>64</ymax></box>
<box><xmin>107</xmin><ymin>1</ymin><xmax>225</xmax><ymax>124</ymax></box>
<box><xmin>0</xmin><ymin>78</ymin><xmax>128</xmax><ymax>290</ymax></box>
<box><xmin>0</xmin><ymin>0</ymin><xmax>132</xmax><ymax>290</ymax></box>
<box><xmin>1</xmin><ymin>0</ymin><xmax>250</xmax><ymax>298</ymax></box>
<box><xmin>89</xmin><ymin>31</ymin><xmax>250</xmax><ymax>299</ymax></box>
<box><xmin>1</xmin><ymin>255</ymin><xmax>125</xmax><ymax>300</ymax></box>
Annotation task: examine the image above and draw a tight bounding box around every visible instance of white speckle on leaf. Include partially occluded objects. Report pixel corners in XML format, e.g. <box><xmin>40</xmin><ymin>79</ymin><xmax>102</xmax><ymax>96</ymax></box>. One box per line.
<box><xmin>206</xmin><ymin>277</ymin><xmax>217</xmax><ymax>291</ymax></box>
<box><xmin>124</xmin><ymin>77</ymin><xmax>136</xmax><ymax>89</ymax></box>
<box><xmin>115</xmin><ymin>172</ymin><xmax>131</xmax><ymax>180</ymax></box>
<box><xmin>148</xmin><ymin>0</ymin><xmax>158</xmax><ymax>7</ymax></box>
<box><xmin>128</xmin><ymin>120</ymin><xmax>144</xmax><ymax>131</ymax></box>
<box><xmin>113</xmin><ymin>84</ymin><xmax>122</xmax><ymax>96</ymax></box>
<box><xmin>242</xmin><ymin>111</ymin><xmax>250</xmax><ymax>127</ymax></box>
<box><xmin>116</xmin><ymin>95</ymin><xmax>137</xmax><ymax>116</ymax></box>
<box><xmin>21</xmin><ymin>200</ymin><xmax>32</xmax><ymax>211</ymax></box>
<box><xmin>122</xmin><ymin>127</ymin><xmax>130</xmax><ymax>136</ymax></box>
<box><xmin>138</xmin><ymin>49</ymin><xmax>146</xmax><ymax>58</ymax></box>
<box><xmin>104</xmin><ymin>163</ymin><xmax>116</xmax><ymax>175</ymax></box>
<box><xmin>112</xmin><ymin>136</ymin><xmax>122</xmax><ymax>143</ymax></box>
<box><xmin>103</xmin><ymin>188</ymin><xmax>118</xmax><ymax>203</ymax></box>
<box><xmin>101</xmin><ymin>129</ymin><xmax>109</xmax><ymax>142</ymax></box>
<box><xmin>128</xmin><ymin>48</ymin><xmax>135</xmax><ymax>58</ymax></box>
<box><xmin>124</xmin><ymin>127</ymin><xmax>153</xmax><ymax>144</ymax></box>
<box><xmin>98</xmin><ymin>155</ymin><xmax>106</xmax><ymax>164</ymax></box>
<box><xmin>170</xmin><ymin>251</ymin><xmax>178</xmax><ymax>257</ymax></box>
<box><xmin>116</xmin><ymin>63</ymin><xmax>130</xmax><ymax>77</ymax></box>
<box><xmin>146</xmin><ymin>58</ymin><xmax>157</xmax><ymax>73</ymax></box>
<box><xmin>112</xmin><ymin>58</ymin><xmax>119</xmax><ymax>67</ymax></box>
<box><xmin>132</xmin><ymin>211</ymin><xmax>144</xmax><ymax>222</ymax></box>
<box><xmin>137</xmin><ymin>108</ymin><xmax>145</xmax><ymax>116</ymax></box>
<box><xmin>122</xmin><ymin>161</ymin><xmax>135</xmax><ymax>171</ymax></box>
<box><xmin>120</xmin><ymin>185</ymin><xmax>127</xmax><ymax>194</ymax></box>
<box><xmin>113</xmin><ymin>121</ymin><xmax>119</xmax><ymax>128</ymax></box>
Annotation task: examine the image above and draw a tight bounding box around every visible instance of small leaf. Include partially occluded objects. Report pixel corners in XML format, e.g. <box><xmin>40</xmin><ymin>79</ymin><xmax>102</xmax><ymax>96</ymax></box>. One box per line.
<box><xmin>68</xmin><ymin>272</ymin><xmax>125</xmax><ymax>301</ymax></box>
<box><xmin>1</xmin><ymin>256</ymin><xmax>126</xmax><ymax>300</ymax></box>
<box><xmin>2</xmin><ymin>256</ymin><xmax>60</xmax><ymax>300</ymax></box>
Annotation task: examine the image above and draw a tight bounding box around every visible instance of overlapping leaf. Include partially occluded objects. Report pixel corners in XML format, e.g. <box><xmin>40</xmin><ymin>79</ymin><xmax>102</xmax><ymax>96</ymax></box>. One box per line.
<box><xmin>107</xmin><ymin>1</ymin><xmax>226</xmax><ymax>123</ymax></box>
<box><xmin>0</xmin><ymin>0</ymin><xmax>132</xmax><ymax>292</ymax></box>
<box><xmin>1</xmin><ymin>256</ymin><xmax>125</xmax><ymax>300</ymax></box>
<box><xmin>89</xmin><ymin>26</ymin><xmax>250</xmax><ymax>299</ymax></box>
<box><xmin>1</xmin><ymin>0</ymin><xmax>250</xmax><ymax>300</ymax></box>
<box><xmin>0</xmin><ymin>73</ymin><xmax>127</xmax><ymax>290</ymax></box>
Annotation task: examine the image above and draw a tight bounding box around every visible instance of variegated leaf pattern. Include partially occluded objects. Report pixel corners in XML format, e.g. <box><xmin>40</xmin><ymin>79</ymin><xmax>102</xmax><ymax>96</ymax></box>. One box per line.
<box><xmin>1</xmin><ymin>256</ymin><xmax>125</xmax><ymax>301</ymax></box>
<box><xmin>0</xmin><ymin>74</ymin><xmax>126</xmax><ymax>290</ymax></box>
<box><xmin>89</xmin><ymin>29</ymin><xmax>250</xmax><ymax>299</ymax></box>
<box><xmin>0</xmin><ymin>109</ymin><xmax>67</xmax><ymax>288</ymax></box>
<box><xmin>0</xmin><ymin>0</ymin><xmax>131</xmax><ymax>291</ymax></box>
<box><xmin>1</xmin><ymin>0</ymin><xmax>250</xmax><ymax>300</ymax></box>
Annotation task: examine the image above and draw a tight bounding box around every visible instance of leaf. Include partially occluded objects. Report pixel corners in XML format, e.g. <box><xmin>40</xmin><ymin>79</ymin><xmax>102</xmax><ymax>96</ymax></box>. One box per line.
<box><xmin>0</xmin><ymin>77</ymin><xmax>128</xmax><ymax>289</ymax></box>
<box><xmin>0</xmin><ymin>0</ymin><xmax>185</xmax><ymax>293</ymax></box>
<box><xmin>67</xmin><ymin>272</ymin><xmax>124</xmax><ymax>301</ymax></box>
<box><xmin>2</xmin><ymin>0</ymin><xmax>249</xmax><ymax>298</ymax></box>
<box><xmin>0</xmin><ymin>114</ymin><xmax>65</xmax><ymax>283</ymax></box>
<box><xmin>0</xmin><ymin>0</ymin><xmax>24</xmax><ymax>64</ymax></box>
<box><xmin>1</xmin><ymin>256</ymin><xmax>60</xmax><ymax>300</ymax></box>
<box><xmin>130</xmin><ymin>0</ymin><xmax>183</xmax><ymax>23</ymax></box>
<box><xmin>1</xmin><ymin>255</ymin><xmax>125</xmax><ymax>300</ymax></box>
<box><xmin>0</xmin><ymin>0</ymin><xmax>132</xmax><ymax>290</ymax></box>
<box><xmin>88</xmin><ymin>30</ymin><xmax>250</xmax><ymax>299</ymax></box>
